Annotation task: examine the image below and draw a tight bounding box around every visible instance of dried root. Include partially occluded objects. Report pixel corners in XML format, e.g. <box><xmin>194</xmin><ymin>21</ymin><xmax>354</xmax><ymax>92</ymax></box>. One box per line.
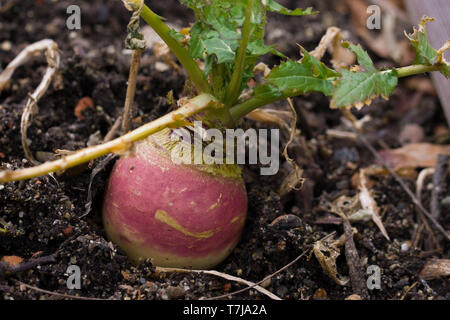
<box><xmin>0</xmin><ymin>39</ymin><xmax>60</xmax><ymax>165</ymax></box>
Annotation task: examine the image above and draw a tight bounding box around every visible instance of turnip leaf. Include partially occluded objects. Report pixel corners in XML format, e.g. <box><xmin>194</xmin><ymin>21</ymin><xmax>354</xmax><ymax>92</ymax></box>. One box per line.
<box><xmin>178</xmin><ymin>0</ymin><xmax>316</xmax><ymax>99</ymax></box>
<box><xmin>265</xmin><ymin>0</ymin><xmax>317</xmax><ymax>16</ymax></box>
<box><xmin>330</xmin><ymin>42</ymin><xmax>398</xmax><ymax>109</ymax></box>
<box><xmin>266</xmin><ymin>58</ymin><xmax>336</xmax><ymax>97</ymax></box>
<box><xmin>405</xmin><ymin>17</ymin><xmax>440</xmax><ymax>66</ymax></box>
<box><xmin>251</xmin><ymin>49</ymin><xmax>337</xmax><ymax>100</ymax></box>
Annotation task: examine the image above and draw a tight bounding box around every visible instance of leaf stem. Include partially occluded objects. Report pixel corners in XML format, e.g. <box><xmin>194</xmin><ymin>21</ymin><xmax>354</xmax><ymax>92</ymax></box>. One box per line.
<box><xmin>395</xmin><ymin>64</ymin><xmax>441</xmax><ymax>78</ymax></box>
<box><xmin>0</xmin><ymin>94</ymin><xmax>217</xmax><ymax>183</ymax></box>
<box><xmin>223</xmin><ymin>0</ymin><xmax>254</xmax><ymax>106</ymax></box>
<box><xmin>230</xmin><ymin>94</ymin><xmax>284</xmax><ymax>122</ymax></box>
<box><xmin>139</xmin><ymin>4</ymin><xmax>211</xmax><ymax>94</ymax></box>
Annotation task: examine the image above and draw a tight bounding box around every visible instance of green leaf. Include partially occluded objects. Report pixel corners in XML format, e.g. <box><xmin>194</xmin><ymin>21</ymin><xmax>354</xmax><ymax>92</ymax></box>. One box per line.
<box><xmin>179</xmin><ymin>0</ymin><xmax>316</xmax><ymax>100</ymax></box>
<box><xmin>331</xmin><ymin>43</ymin><xmax>398</xmax><ymax>109</ymax></box>
<box><xmin>247</xmin><ymin>40</ymin><xmax>273</xmax><ymax>57</ymax></box>
<box><xmin>249</xmin><ymin>49</ymin><xmax>337</xmax><ymax>104</ymax></box>
<box><xmin>405</xmin><ymin>17</ymin><xmax>439</xmax><ymax>65</ymax></box>
<box><xmin>341</xmin><ymin>42</ymin><xmax>376</xmax><ymax>73</ymax></box>
<box><xmin>203</xmin><ymin>38</ymin><xmax>236</xmax><ymax>64</ymax></box>
<box><xmin>265</xmin><ymin>0</ymin><xmax>317</xmax><ymax>16</ymax></box>
<box><xmin>253</xmin><ymin>83</ymin><xmax>283</xmax><ymax>100</ymax></box>
<box><xmin>440</xmin><ymin>62</ymin><xmax>450</xmax><ymax>78</ymax></box>
<box><xmin>265</xmin><ymin>50</ymin><xmax>338</xmax><ymax>97</ymax></box>
<box><xmin>168</xmin><ymin>29</ymin><xmax>184</xmax><ymax>42</ymax></box>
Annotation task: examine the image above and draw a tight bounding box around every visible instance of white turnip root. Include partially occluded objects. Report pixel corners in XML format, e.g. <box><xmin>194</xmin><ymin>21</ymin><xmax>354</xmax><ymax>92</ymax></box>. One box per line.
<box><xmin>103</xmin><ymin>129</ymin><xmax>247</xmax><ymax>269</ymax></box>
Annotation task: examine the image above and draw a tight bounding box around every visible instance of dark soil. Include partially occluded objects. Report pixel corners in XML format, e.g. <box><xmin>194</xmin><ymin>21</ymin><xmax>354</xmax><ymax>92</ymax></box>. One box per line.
<box><xmin>0</xmin><ymin>0</ymin><xmax>449</xmax><ymax>300</ymax></box>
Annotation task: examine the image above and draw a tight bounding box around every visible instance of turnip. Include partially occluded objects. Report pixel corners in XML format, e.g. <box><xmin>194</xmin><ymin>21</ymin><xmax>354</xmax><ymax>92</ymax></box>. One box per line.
<box><xmin>103</xmin><ymin>130</ymin><xmax>247</xmax><ymax>269</ymax></box>
<box><xmin>1</xmin><ymin>1</ymin><xmax>449</xmax><ymax>268</ymax></box>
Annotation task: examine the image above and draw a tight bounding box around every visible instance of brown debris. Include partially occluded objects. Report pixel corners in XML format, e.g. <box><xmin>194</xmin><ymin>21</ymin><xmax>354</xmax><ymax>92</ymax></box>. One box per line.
<box><xmin>378</xmin><ymin>143</ymin><xmax>450</xmax><ymax>169</ymax></box>
<box><xmin>343</xmin><ymin>220</ymin><xmax>369</xmax><ymax>299</ymax></box>
<box><xmin>1</xmin><ymin>255</ymin><xmax>24</xmax><ymax>267</ymax></box>
<box><xmin>74</xmin><ymin>97</ymin><xmax>95</xmax><ymax>120</ymax></box>
<box><xmin>419</xmin><ymin>259</ymin><xmax>450</xmax><ymax>280</ymax></box>
<box><xmin>313</xmin><ymin>234</ymin><xmax>349</xmax><ymax>286</ymax></box>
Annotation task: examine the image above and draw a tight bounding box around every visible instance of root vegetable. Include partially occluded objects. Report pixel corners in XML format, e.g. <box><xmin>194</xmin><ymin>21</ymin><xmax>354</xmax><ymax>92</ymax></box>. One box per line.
<box><xmin>103</xmin><ymin>131</ymin><xmax>247</xmax><ymax>269</ymax></box>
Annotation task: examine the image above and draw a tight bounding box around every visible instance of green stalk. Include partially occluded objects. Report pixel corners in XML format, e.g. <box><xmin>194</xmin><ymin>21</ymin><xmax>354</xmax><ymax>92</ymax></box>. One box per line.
<box><xmin>223</xmin><ymin>0</ymin><xmax>254</xmax><ymax>106</ymax></box>
<box><xmin>0</xmin><ymin>94</ymin><xmax>217</xmax><ymax>183</ymax></box>
<box><xmin>140</xmin><ymin>4</ymin><xmax>211</xmax><ymax>94</ymax></box>
<box><xmin>229</xmin><ymin>94</ymin><xmax>283</xmax><ymax>123</ymax></box>
<box><xmin>395</xmin><ymin>64</ymin><xmax>442</xmax><ymax>78</ymax></box>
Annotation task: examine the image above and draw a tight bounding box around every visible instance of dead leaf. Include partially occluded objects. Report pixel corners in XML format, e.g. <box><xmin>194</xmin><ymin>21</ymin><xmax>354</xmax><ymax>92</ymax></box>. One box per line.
<box><xmin>344</xmin><ymin>0</ymin><xmax>411</xmax><ymax>64</ymax></box>
<box><xmin>152</xmin><ymin>42</ymin><xmax>181</xmax><ymax>73</ymax></box>
<box><xmin>309</xmin><ymin>26</ymin><xmax>355</xmax><ymax>69</ymax></box>
<box><xmin>246</xmin><ymin>109</ymin><xmax>290</xmax><ymax>130</ymax></box>
<box><xmin>359</xmin><ymin>169</ymin><xmax>390</xmax><ymax>240</ymax></box>
<box><xmin>378</xmin><ymin>143</ymin><xmax>450</xmax><ymax>168</ymax></box>
<box><xmin>328</xmin><ymin>170</ymin><xmax>390</xmax><ymax>240</ymax></box>
<box><xmin>253</xmin><ymin>62</ymin><xmax>271</xmax><ymax>77</ymax></box>
<box><xmin>359</xmin><ymin>167</ymin><xmax>418</xmax><ymax>180</ymax></box>
<box><xmin>419</xmin><ymin>259</ymin><xmax>450</xmax><ymax>280</ymax></box>
<box><xmin>313</xmin><ymin>235</ymin><xmax>349</xmax><ymax>286</ymax></box>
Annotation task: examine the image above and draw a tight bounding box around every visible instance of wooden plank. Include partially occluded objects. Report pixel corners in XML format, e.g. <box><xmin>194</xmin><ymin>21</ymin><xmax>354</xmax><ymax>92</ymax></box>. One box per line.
<box><xmin>405</xmin><ymin>0</ymin><xmax>450</xmax><ymax>126</ymax></box>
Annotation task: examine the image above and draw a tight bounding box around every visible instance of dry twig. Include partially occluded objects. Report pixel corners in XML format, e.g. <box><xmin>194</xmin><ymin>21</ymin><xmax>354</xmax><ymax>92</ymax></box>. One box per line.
<box><xmin>204</xmin><ymin>233</ymin><xmax>335</xmax><ymax>300</ymax></box>
<box><xmin>154</xmin><ymin>267</ymin><xmax>281</xmax><ymax>300</ymax></box>
<box><xmin>13</xmin><ymin>280</ymin><xmax>107</xmax><ymax>300</ymax></box>
<box><xmin>122</xmin><ymin>49</ymin><xmax>143</xmax><ymax>133</ymax></box>
<box><xmin>0</xmin><ymin>93</ymin><xmax>217</xmax><ymax>183</ymax></box>
<box><xmin>413</xmin><ymin>168</ymin><xmax>441</xmax><ymax>249</ymax></box>
<box><xmin>342</xmin><ymin>220</ymin><xmax>369</xmax><ymax>299</ymax></box>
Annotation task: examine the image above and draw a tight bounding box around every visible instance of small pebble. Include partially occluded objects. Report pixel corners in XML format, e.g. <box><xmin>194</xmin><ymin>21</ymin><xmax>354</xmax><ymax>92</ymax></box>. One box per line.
<box><xmin>106</xmin><ymin>45</ymin><xmax>116</xmax><ymax>55</ymax></box>
<box><xmin>276</xmin><ymin>285</ymin><xmax>288</xmax><ymax>297</ymax></box>
<box><xmin>394</xmin><ymin>279</ymin><xmax>410</xmax><ymax>288</ymax></box>
<box><xmin>401</xmin><ymin>242</ymin><xmax>410</xmax><ymax>252</ymax></box>
<box><xmin>166</xmin><ymin>286</ymin><xmax>186</xmax><ymax>299</ymax></box>
<box><xmin>331</xmin><ymin>147</ymin><xmax>359</xmax><ymax>165</ymax></box>
<box><xmin>399</xmin><ymin>124</ymin><xmax>424</xmax><ymax>145</ymax></box>
<box><xmin>1</xmin><ymin>41</ymin><xmax>11</xmax><ymax>51</ymax></box>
